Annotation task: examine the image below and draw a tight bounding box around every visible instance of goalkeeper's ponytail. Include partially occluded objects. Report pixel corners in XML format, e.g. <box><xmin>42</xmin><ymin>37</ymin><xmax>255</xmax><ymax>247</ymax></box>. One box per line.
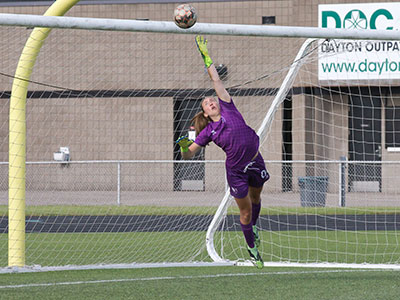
<box><xmin>191</xmin><ymin>111</ymin><xmax>211</xmax><ymax>136</ymax></box>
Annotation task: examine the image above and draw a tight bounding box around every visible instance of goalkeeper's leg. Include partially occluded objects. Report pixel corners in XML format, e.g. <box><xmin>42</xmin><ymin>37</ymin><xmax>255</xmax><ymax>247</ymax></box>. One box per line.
<box><xmin>248</xmin><ymin>153</ymin><xmax>270</xmax><ymax>248</ymax></box>
<box><xmin>235</xmin><ymin>195</ymin><xmax>264</xmax><ymax>269</ymax></box>
<box><xmin>249</xmin><ymin>186</ymin><xmax>263</xmax><ymax>248</ymax></box>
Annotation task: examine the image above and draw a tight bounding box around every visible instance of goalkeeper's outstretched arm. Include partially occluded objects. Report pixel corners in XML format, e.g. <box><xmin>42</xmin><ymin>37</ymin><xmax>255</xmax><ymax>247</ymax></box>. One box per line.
<box><xmin>195</xmin><ymin>36</ymin><xmax>230</xmax><ymax>103</ymax></box>
<box><xmin>176</xmin><ymin>36</ymin><xmax>229</xmax><ymax>161</ymax></box>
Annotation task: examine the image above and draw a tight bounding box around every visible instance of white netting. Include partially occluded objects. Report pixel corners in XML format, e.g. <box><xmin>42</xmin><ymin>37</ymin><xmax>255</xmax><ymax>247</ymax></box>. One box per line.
<box><xmin>0</xmin><ymin>23</ymin><xmax>295</xmax><ymax>267</ymax></box>
<box><xmin>0</xmin><ymin>11</ymin><xmax>400</xmax><ymax>270</ymax></box>
<box><xmin>215</xmin><ymin>38</ymin><xmax>400</xmax><ymax>266</ymax></box>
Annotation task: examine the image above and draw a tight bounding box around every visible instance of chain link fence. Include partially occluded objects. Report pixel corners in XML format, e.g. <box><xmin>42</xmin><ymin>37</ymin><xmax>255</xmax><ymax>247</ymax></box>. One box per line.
<box><xmin>1</xmin><ymin>160</ymin><xmax>399</xmax><ymax>207</ymax></box>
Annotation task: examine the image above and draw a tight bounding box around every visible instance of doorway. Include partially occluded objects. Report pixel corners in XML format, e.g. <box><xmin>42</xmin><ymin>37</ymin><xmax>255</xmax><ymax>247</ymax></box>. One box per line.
<box><xmin>348</xmin><ymin>90</ymin><xmax>382</xmax><ymax>192</ymax></box>
<box><xmin>173</xmin><ymin>97</ymin><xmax>205</xmax><ymax>191</ymax></box>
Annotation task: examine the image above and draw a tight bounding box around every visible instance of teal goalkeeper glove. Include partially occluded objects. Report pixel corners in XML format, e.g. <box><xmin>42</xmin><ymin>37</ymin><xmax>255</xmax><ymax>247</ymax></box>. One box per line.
<box><xmin>176</xmin><ymin>136</ymin><xmax>193</xmax><ymax>153</ymax></box>
<box><xmin>195</xmin><ymin>35</ymin><xmax>213</xmax><ymax>68</ymax></box>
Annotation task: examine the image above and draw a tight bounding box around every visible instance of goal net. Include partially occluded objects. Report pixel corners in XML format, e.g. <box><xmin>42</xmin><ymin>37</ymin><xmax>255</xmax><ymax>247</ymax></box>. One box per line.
<box><xmin>213</xmin><ymin>37</ymin><xmax>400</xmax><ymax>268</ymax></box>
<box><xmin>1</xmin><ymin>13</ymin><xmax>400</xmax><ymax>271</ymax></box>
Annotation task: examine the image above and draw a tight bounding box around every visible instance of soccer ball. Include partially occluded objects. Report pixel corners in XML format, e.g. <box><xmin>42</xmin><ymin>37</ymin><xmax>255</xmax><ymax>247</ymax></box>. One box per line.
<box><xmin>174</xmin><ymin>4</ymin><xmax>197</xmax><ymax>29</ymax></box>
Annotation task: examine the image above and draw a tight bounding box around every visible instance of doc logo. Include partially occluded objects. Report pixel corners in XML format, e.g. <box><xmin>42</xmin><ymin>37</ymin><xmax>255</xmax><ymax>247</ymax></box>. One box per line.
<box><xmin>320</xmin><ymin>5</ymin><xmax>395</xmax><ymax>30</ymax></box>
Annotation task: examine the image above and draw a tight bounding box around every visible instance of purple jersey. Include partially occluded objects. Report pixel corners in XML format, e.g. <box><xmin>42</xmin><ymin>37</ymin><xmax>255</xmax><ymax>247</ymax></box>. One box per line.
<box><xmin>194</xmin><ymin>98</ymin><xmax>259</xmax><ymax>170</ymax></box>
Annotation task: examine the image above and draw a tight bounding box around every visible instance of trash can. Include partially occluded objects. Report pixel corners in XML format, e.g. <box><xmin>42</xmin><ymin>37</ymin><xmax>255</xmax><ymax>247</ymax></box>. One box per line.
<box><xmin>298</xmin><ymin>176</ymin><xmax>328</xmax><ymax>207</ymax></box>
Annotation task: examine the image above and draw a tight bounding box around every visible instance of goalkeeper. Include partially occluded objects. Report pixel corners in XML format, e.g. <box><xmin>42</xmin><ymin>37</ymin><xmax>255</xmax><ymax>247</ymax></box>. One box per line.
<box><xmin>176</xmin><ymin>36</ymin><xmax>269</xmax><ymax>269</ymax></box>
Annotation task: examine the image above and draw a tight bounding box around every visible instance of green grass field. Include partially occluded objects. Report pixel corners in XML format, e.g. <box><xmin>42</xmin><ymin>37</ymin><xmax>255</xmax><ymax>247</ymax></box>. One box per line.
<box><xmin>1</xmin><ymin>230</ymin><xmax>399</xmax><ymax>267</ymax></box>
<box><xmin>1</xmin><ymin>205</ymin><xmax>400</xmax><ymax>298</ymax></box>
<box><xmin>1</xmin><ymin>205</ymin><xmax>399</xmax><ymax>216</ymax></box>
<box><xmin>1</xmin><ymin>266</ymin><xmax>400</xmax><ymax>299</ymax></box>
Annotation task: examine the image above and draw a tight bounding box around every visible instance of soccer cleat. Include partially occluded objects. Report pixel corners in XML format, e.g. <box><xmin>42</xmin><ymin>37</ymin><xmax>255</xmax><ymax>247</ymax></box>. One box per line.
<box><xmin>247</xmin><ymin>245</ymin><xmax>264</xmax><ymax>269</ymax></box>
<box><xmin>253</xmin><ymin>225</ymin><xmax>260</xmax><ymax>248</ymax></box>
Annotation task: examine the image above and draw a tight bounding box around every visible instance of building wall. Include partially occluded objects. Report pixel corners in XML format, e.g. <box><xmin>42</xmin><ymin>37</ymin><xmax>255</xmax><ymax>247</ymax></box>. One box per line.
<box><xmin>0</xmin><ymin>1</ymin><xmax>399</xmax><ymax>196</ymax></box>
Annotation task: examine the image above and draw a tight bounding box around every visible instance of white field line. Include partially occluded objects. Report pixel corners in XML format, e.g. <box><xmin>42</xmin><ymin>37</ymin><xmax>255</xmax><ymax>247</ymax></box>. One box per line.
<box><xmin>0</xmin><ymin>269</ymin><xmax>397</xmax><ymax>289</ymax></box>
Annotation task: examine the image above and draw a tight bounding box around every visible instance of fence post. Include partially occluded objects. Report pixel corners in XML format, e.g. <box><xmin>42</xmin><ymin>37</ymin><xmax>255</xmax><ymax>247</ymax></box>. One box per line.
<box><xmin>339</xmin><ymin>156</ymin><xmax>346</xmax><ymax>207</ymax></box>
<box><xmin>117</xmin><ymin>162</ymin><xmax>121</xmax><ymax>206</ymax></box>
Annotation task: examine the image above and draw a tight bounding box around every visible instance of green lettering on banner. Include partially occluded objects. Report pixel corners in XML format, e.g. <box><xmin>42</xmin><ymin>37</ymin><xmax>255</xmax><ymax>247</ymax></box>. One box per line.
<box><xmin>368</xmin><ymin>62</ymin><xmax>377</xmax><ymax>72</ymax></box>
<box><xmin>343</xmin><ymin>10</ymin><xmax>367</xmax><ymax>29</ymax></box>
<box><xmin>389</xmin><ymin>61</ymin><xmax>397</xmax><ymax>72</ymax></box>
<box><xmin>321</xmin><ymin>11</ymin><xmax>341</xmax><ymax>28</ymax></box>
<box><xmin>378</xmin><ymin>59</ymin><xmax>388</xmax><ymax>75</ymax></box>
<box><xmin>359</xmin><ymin>60</ymin><xmax>367</xmax><ymax>72</ymax></box>
<box><xmin>370</xmin><ymin>9</ymin><xmax>393</xmax><ymax>30</ymax></box>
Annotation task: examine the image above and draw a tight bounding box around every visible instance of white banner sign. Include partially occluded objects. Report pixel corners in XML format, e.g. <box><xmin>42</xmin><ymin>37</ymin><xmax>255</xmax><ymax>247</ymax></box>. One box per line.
<box><xmin>318</xmin><ymin>3</ymin><xmax>400</xmax><ymax>81</ymax></box>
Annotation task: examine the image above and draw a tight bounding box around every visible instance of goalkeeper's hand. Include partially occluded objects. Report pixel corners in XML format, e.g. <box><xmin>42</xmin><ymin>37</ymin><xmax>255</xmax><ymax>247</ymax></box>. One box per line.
<box><xmin>195</xmin><ymin>35</ymin><xmax>213</xmax><ymax>68</ymax></box>
<box><xmin>176</xmin><ymin>135</ymin><xmax>194</xmax><ymax>153</ymax></box>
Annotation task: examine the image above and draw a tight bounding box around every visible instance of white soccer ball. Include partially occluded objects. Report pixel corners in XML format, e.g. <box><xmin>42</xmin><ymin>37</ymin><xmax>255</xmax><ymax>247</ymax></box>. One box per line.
<box><xmin>174</xmin><ymin>4</ymin><xmax>197</xmax><ymax>29</ymax></box>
